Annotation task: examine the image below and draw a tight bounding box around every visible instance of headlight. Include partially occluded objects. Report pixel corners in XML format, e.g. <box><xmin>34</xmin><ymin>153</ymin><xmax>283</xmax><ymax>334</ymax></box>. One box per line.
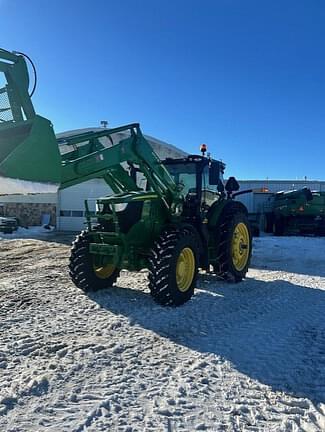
<box><xmin>96</xmin><ymin>202</ymin><xmax>104</xmax><ymax>213</ymax></box>
<box><xmin>111</xmin><ymin>203</ymin><xmax>128</xmax><ymax>212</ymax></box>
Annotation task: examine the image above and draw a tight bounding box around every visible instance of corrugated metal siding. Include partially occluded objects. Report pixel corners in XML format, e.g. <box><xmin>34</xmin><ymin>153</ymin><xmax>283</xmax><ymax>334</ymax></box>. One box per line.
<box><xmin>235</xmin><ymin>191</ymin><xmax>254</xmax><ymax>212</ymax></box>
<box><xmin>238</xmin><ymin>180</ymin><xmax>325</xmax><ymax>193</ymax></box>
<box><xmin>57</xmin><ymin>179</ymin><xmax>112</xmax><ymax>231</ymax></box>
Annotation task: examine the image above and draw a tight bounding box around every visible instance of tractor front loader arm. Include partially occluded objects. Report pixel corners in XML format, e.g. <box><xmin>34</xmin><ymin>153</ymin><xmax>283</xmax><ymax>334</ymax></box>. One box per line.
<box><xmin>59</xmin><ymin>124</ymin><xmax>181</xmax><ymax>209</ymax></box>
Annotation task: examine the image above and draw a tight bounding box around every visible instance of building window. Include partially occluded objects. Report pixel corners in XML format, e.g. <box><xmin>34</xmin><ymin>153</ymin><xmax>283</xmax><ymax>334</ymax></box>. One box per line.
<box><xmin>60</xmin><ymin>210</ymin><xmax>84</xmax><ymax>217</ymax></box>
<box><xmin>60</xmin><ymin>210</ymin><xmax>71</xmax><ymax>217</ymax></box>
<box><xmin>71</xmin><ymin>210</ymin><xmax>84</xmax><ymax>217</ymax></box>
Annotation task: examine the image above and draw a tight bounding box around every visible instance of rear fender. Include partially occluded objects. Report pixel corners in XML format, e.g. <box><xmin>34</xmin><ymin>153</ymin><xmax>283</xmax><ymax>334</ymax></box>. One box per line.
<box><xmin>208</xmin><ymin>200</ymin><xmax>248</xmax><ymax>229</ymax></box>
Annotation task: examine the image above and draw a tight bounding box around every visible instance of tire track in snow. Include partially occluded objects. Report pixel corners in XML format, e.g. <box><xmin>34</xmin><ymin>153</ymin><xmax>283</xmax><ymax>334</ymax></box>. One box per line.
<box><xmin>0</xmin><ymin>236</ymin><xmax>324</xmax><ymax>431</ymax></box>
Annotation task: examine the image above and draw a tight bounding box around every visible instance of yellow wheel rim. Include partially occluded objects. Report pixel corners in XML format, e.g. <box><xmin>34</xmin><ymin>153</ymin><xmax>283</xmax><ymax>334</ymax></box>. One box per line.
<box><xmin>231</xmin><ymin>222</ymin><xmax>250</xmax><ymax>271</ymax></box>
<box><xmin>176</xmin><ymin>247</ymin><xmax>195</xmax><ymax>292</ymax></box>
<box><xmin>93</xmin><ymin>263</ymin><xmax>116</xmax><ymax>279</ymax></box>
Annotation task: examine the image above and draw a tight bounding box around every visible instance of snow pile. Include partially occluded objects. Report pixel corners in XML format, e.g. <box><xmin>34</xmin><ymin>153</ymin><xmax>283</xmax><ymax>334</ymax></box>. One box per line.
<box><xmin>0</xmin><ymin>176</ymin><xmax>59</xmax><ymax>195</ymax></box>
<box><xmin>0</xmin><ymin>236</ymin><xmax>324</xmax><ymax>431</ymax></box>
<box><xmin>0</xmin><ymin>225</ymin><xmax>54</xmax><ymax>240</ymax></box>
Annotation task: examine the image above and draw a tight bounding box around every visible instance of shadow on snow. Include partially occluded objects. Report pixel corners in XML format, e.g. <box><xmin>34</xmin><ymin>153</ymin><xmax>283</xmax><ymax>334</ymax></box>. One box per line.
<box><xmin>90</xmin><ymin>275</ymin><xmax>325</xmax><ymax>405</ymax></box>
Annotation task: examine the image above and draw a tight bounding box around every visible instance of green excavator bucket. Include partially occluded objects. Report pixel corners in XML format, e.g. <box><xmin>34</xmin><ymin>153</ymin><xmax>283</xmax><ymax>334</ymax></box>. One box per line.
<box><xmin>0</xmin><ymin>49</ymin><xmax>62</xmax><ymax>194</ymax></box>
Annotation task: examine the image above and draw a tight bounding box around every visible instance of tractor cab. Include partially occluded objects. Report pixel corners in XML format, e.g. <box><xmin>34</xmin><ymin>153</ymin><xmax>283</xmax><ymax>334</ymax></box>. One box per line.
<box><xmin>163</xmin><ymin>153</ymin><xmax>239</xmax><ymax>213</ymax></box>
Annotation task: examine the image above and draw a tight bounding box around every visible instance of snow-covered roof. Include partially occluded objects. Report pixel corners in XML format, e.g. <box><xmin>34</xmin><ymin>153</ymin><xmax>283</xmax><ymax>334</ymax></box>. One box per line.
<box><xmin>0</xmin><ymin>176</ymin><xmax>58</xmax><ymax>196</ymax></box>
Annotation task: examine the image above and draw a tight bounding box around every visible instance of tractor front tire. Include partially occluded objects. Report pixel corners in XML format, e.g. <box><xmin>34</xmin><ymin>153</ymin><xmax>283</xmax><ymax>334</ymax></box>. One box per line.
<box><xmin>148</xmin><ymin>228</ymin><xmax>199</xmax><ymax>306</ymax></box>
<box><xmin>214</xmin><ymin>211</ymin><xmax>252</xmax><ymax>282</ymax></box>
<box><xmin>69</xmin><ymin>231</ymin><xmax>120</xmax><ymax>292</ymax></box>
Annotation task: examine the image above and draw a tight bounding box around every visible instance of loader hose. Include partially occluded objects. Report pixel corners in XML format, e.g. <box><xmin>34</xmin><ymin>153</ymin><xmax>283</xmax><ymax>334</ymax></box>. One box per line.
<box><xmin>12</xmin><ymin>51</ymin><xmax>37</xmax><ymax>97</ymax></box>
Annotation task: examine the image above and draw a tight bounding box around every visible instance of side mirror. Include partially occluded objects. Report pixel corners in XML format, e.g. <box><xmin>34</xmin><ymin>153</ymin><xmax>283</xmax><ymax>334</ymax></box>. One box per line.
<box><xmin>217</xmin><ymin>180</ymin><xmax>225</xmax><ymax>193</ymax></box>
<box><xmin>225</xmin><ymin>176</ymin><xmax>240</xmax><ymax>193</ymax></box>
<box><xmin>302</xmin><ymin>188</ymin><xmax>313</xmax><ymax>201</ymax></box>
<box><xmin>209</xmin><ymin>161</ymin><xmax>220</xmax><ymax>185</ymax></box>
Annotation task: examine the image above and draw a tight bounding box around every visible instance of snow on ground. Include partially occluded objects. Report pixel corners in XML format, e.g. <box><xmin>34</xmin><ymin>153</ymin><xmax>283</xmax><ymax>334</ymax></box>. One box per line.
<box><xmin>0</xmin><ymin>235</ymin><xmax>324</xmax><ymax>431</ymax></box>
<box><xmin>0</xmin><ymin>226</ymin><xmax>55</xmax><ymax>241</ymax></box>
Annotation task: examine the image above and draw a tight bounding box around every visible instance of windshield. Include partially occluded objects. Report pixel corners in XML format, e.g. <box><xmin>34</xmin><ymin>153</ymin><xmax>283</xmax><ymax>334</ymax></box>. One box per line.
<box><xmin>164</xmin><ymin>163</ymin><xmax>197</xmax><ymax>195</ymax></box>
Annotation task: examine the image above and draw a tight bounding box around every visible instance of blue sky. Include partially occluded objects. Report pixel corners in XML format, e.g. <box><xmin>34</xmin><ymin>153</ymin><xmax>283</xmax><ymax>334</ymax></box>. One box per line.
<box><xmin>1</xmin><ymin>0</ymin><xmax>325</xmax><ymax>180</ymax></box>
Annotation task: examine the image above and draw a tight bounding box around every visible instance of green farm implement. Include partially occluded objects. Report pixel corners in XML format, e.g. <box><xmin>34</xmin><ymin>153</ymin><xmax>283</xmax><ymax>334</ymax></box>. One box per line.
<box><xmin>0</xmin><ymin>49</ymin><xmax>61</xmax><ymax>188</ymax></box>
<box><xmin>0</xmin><ymin>48</ymin><xmax>252</xmax><ymax>306</ymax></box>
<box><xmin>263</xmin><ymin>188</ymin><xmax>325</xmax><ymax>236</ymax></box>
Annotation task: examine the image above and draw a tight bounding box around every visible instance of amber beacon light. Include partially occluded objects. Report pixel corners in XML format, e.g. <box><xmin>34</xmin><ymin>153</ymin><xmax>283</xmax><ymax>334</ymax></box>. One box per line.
<box><xmin>200</xmin><ymin>144</ymin><xmax>207</xmax><ymax>155</ymax></box>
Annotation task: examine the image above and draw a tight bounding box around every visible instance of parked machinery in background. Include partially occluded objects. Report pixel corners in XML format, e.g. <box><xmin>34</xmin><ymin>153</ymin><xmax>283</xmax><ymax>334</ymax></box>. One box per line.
<box><xmin>262</xmin><ymin>188</ymin><xmax>325</xmax><ymax>236</ymax></box>
<box><xmin>0</xmin><ymin>216</ymin><xmax>18</xmax><ymax>234</ymax></box>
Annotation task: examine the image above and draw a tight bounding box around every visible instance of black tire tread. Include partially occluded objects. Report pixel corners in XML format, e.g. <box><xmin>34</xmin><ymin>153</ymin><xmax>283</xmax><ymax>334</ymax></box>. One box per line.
<box><xmin>69</xmin><ymin>231</ymin><xmax>119</xmax><ymax>292</ymax></box>
<box><xmin>214</xmin><ymin>210</ymin><xmax>252</xmax><ymax>282</ymax></box>
<box><xmin>148</xmin><ymin>227</ymin><xmax>198</xmax><ymax>306</ymax></box>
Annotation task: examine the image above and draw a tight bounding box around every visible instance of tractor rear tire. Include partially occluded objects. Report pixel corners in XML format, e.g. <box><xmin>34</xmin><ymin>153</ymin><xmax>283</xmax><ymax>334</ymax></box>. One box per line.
<box><xmin>148</xmin><ymin>228</ymin><xmax>199</xmax><ymax>306</ymax></box>
<box><xmin>214</xmin><ymin>211</ymin><xmax>252</xmax><ymax>282</ymax></box>
<box><xmin>69</xmin><ymin>231</ymin><xmax>120</xmax><ymax>292</ymax></box>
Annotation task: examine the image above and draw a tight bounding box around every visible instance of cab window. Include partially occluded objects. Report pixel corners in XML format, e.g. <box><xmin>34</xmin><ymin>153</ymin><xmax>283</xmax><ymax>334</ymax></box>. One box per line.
<box><xmin>202</xmin><ymin>165</ymin><xmax>219</xmax><ymax>206</ymax></box>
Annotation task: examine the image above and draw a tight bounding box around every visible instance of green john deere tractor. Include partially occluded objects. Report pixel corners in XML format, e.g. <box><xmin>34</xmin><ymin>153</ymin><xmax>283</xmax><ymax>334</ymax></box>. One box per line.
<box><xmin>0</xmin><ymin>48</ymin><xmax>252</xmax><ymax>306</ymax></box>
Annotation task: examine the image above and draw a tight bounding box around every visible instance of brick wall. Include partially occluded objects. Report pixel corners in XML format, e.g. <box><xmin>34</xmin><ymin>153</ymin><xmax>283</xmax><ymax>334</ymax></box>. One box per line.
<box><xmin>1</xmin><ymin>203</ymin><xmax>56</xmax><ymax>227</ymax></box>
